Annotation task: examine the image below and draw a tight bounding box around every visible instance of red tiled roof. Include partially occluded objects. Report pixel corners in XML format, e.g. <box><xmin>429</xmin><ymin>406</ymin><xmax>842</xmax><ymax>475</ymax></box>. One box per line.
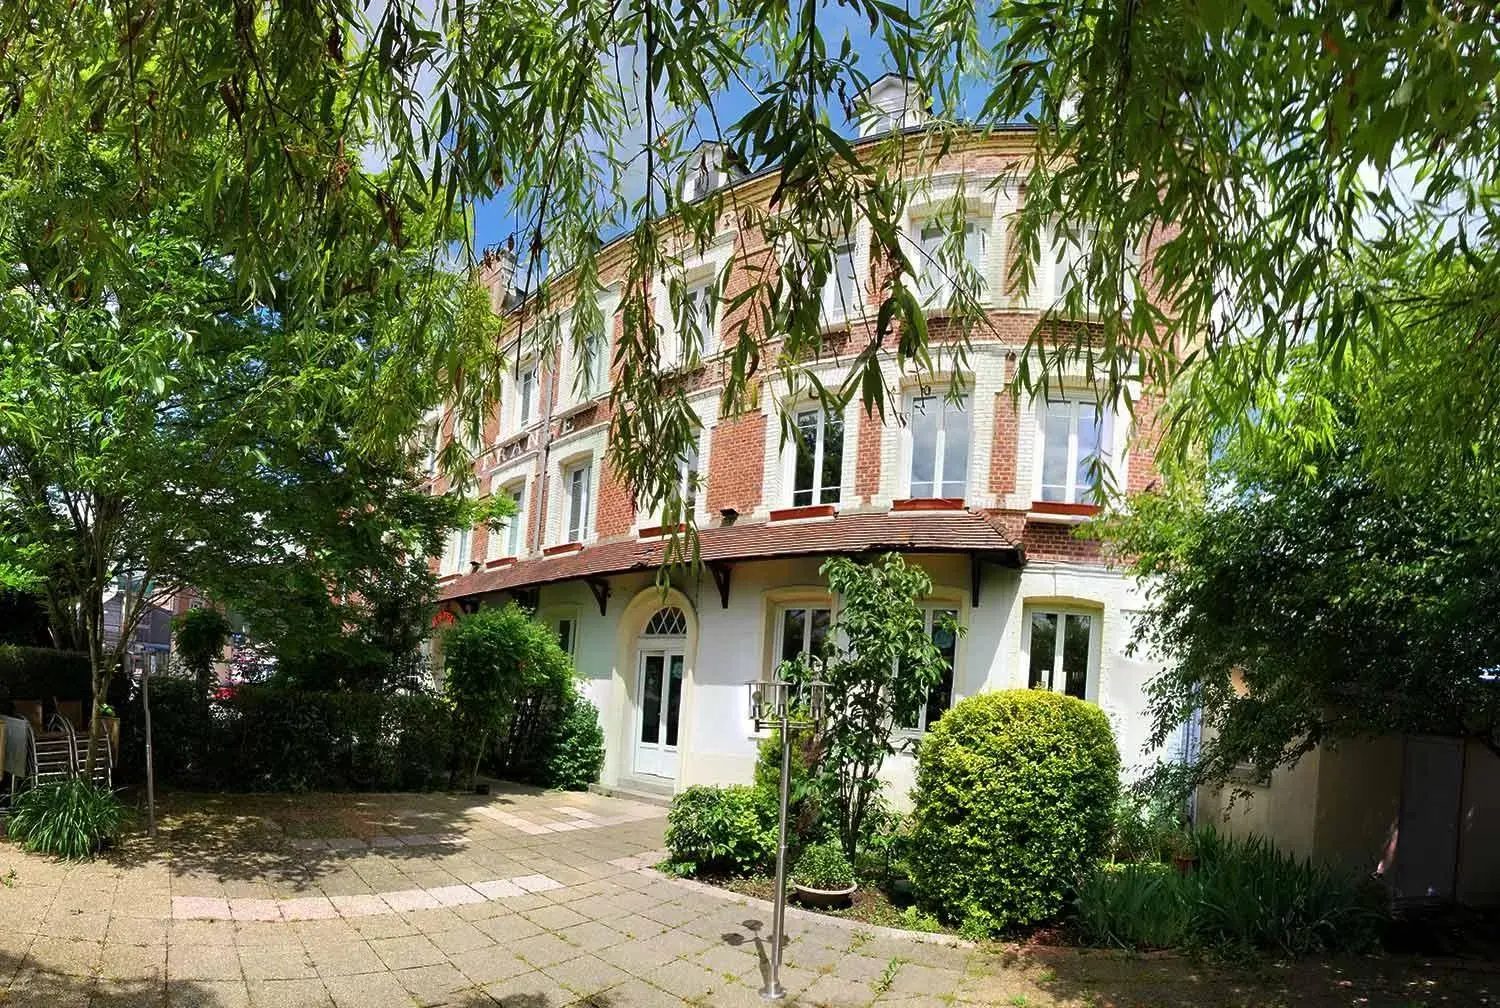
<box><xmin>439</xmin><ymin>509</ymin><xmax>1022</xmax><ymax>600</ymax></box>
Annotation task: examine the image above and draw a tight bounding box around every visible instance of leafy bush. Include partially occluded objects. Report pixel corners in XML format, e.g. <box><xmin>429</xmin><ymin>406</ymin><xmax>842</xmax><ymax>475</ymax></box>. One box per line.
<box><xmin>908</xmin><ymin>689</ymin><xmax>1120</xmax><ymax>936</ymax></box>
<box><xmin>443</xmin><ymin>604</ymin><xmax>572</xmax><ymax>786</ymax></box>
<box><xmin>546</xmin><ymin>692</ymin><xmax>605</xmax><ymax>791</ymax></box>
<box><xmin>0</xmin><ymin>646</ymin><xmax>91</xmax><ymax>707</ymax></box>
<box><xmin>1075</xmin><ymin>826</ymin><xmax>1386</xmax><ymax>954</ymax></box>
<box><xmin>664</xmin><ymin>785</ymin><xmax>774</xmax><ymax>876</ymax></box>
<box><xmin>793</xmin><ymin>841</ymin><xmax>855</xmax><ymax>889</ymax></box>
<box><xmin>134</xmin><ymin>682</ymin><xmax>454</xmax><ymax>791</ymax></box>
<box><xmin>6</xmin><ymin>780</ymin><xmax>125</xmax><ymax>860</ymax></box>
<box><xmin>752</xmin><ymin>726</ymin><xmax>825</xmax><ymax>841</ymax></box>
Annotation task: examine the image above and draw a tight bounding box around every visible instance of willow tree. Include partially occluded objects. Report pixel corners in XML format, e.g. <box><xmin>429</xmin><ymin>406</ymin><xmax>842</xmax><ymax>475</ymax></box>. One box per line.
<box><xmin>5</xmin><ymin>3</ymin><xmax>1494</xmax><ymax>501</ymax></box>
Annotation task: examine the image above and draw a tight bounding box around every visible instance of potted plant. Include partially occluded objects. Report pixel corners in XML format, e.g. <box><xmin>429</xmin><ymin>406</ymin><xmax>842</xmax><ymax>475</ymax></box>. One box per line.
<box><xmin>791</xmin><ymin>841</ymin><xmax>857</xmax><ymax>909</ymax></box>
<box><xmin>1167</xmin><ymin>830</ymin><xmax>1197</xmax><ymax>876</ymax></box>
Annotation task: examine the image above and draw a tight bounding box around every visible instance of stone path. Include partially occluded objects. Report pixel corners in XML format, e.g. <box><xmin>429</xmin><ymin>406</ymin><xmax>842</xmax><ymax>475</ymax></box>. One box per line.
<box><xmin>2</xmin><ymin>786</ymin><xmax>1489</xmax><ymax>1008</ymax></box>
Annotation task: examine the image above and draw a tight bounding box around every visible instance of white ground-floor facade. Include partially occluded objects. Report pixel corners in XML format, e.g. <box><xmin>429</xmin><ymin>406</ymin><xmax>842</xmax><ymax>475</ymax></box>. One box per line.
<box><xmin>510</xmin><ymin>552</ymin><xmax>1168</xmax><ymax>803</ymax></box>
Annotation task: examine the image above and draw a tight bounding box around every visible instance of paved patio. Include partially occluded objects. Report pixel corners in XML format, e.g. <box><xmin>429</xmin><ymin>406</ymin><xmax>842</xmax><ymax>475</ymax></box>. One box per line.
<box><xmin>0</xmin><ymin>786</ymin><xmax>1492</xmax><ymax>1007</ymax></box>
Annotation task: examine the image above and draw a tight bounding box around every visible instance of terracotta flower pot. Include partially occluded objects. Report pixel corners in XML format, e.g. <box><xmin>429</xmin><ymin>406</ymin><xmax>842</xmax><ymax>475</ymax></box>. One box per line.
<box><xmin>792</xmin><ymin>881</ymin><xmax>857</xmax><ymax>909</ymax></box>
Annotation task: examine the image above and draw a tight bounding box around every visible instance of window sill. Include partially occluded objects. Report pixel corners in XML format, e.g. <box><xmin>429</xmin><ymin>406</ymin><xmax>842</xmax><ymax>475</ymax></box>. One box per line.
<box><xmin>892</xmin><ymin>497</ymin><xmax>966</xmax><ymax>512</ymax></box>
<box><xmin>437</xmin><ymin>572</ymin><xmax>461</xmax><ymax>583</ymax></box>
<box><xmin>485</xmin><ymin>556</ymin><xmax>518</xmax><ymax>568</ymax></box>
<box><xmin>637</xmin><ymin>523</ymin><xmax>688</xmax><ymax>539</ymax></box>
<box><xmin>1028</xmin><ymin>501</ymin><xmax>1101</xmax><ymax>525</ymax></box>
<box><xmin>555</xmin><ymin>397</ymin><xmax>605</xmax><ymax>422</ymax></box>
<box><xmin>769</xmin><ymin>504</ymin><xmax>837</xmax><ymax>522</ymax></box>
<box><xmin>543</xmin><ymin>541</ymin><xmax>583</xmax><ymax>556</ymax></box>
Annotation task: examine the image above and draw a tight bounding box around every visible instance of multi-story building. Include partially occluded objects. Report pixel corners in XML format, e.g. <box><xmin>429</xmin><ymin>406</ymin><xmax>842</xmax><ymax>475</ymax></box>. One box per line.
<box><xmin>429</xmin><ymin>78</ymin><xmax>1174</xmax><ymax>801</ymax></box>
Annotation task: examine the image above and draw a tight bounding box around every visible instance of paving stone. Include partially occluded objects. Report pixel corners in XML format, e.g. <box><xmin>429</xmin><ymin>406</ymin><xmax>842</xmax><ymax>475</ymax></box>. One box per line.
<box><xmin>447</xmin><ymin>947</ymin><xmax>532</xmax><ymax>986</ymax></box>
<box><xmin>393</xmin><ymin>962</ymin><xmax>473</xmax><ymax>1006</ymax></box>
<box><xmin>305</xmin><ymin>940</ymin><xmax>384</xmax><ymax>977</ymax></box>
<box><xmin>246</xmin><ymin>977</ymin><xmax>335</xmax><ymax>1007</ymax></box>
<box><xmin>167</xmin><ymin>944</ymin><xmax>243</xmax><ymax>982</ymax></box>
<box><xmin>542</xmin><ymin>952</ymin><xmax>634</xmax><ymax>997</ymax></box>
<box><xmin>481</xmin><ymin>969</ymin><xmax>581</xmax><ymax>1006</ymax></box>
<box><xmin>367</xmin><ymin>934</ymin><xmax>446</xmax><ymax>970</ymax></box>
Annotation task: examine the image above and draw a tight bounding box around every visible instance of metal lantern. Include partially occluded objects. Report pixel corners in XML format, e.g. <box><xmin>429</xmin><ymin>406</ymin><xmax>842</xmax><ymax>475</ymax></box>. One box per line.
<box><xmin>746</xmin><ymin>678</ymin><xmax>828</xmax><ymax>1000</ymax></box>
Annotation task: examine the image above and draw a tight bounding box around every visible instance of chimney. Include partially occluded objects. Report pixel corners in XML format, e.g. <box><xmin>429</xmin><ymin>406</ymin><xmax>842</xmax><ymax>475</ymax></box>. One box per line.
<box><xmin>855</xmin><ymin>74</ymin><xmax>929</xmax><ymax>137</ymax></box>
<box><xmin>479</xmin><ymin>239</ymin><xmax>518</xmax><ymax>313</ymax></box>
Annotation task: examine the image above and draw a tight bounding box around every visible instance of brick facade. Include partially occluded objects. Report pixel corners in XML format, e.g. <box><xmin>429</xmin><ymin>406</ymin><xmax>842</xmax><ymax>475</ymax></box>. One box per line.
<box><xmin>424</xmin><ymin>130</ymin><xmax>1167</xmax><ymax>581</ymax></box>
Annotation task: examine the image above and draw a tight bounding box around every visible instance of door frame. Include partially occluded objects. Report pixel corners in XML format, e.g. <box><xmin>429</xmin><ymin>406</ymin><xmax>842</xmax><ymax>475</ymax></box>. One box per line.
<box><xmin>632</xmin><ymin>644</ymin><xmax>686</xmax><ymax>779</ymax></box>
<box><xmin>609</xmin><ymin>587</ymin><xmax>700</xmax><ymax>792</ymax></box>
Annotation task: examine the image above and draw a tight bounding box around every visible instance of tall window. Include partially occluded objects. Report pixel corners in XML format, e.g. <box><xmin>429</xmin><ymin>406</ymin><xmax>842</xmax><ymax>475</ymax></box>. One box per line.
<box><xmin>682</xmin><ymin>277</ymin><xmax>716</xmax><ymax>357</ymax></box>
<box><xmin>900</xmin><ymin>607</ymin><xmax>958</xmax><ymax>731</ymax></box>
<box><xmin>555</xmin><ymin>616</ymin><xmax>577</xmax><ymax>655</ymax></box>
<box><xmin>776</xmin><ymin>605</ymin><xmax>832</xmax><ymax>669</ymax></box>
<box><xmin>821</xmin><ymin>238</ymin><xmax>861</xmax><ymax>319</ymax></box>
<box><xmin>1028</xmin><ymin>608</ymin><xmax>1094</xmax><ymax>700</ymax></box>
<box><xmin>564</xmin><ymin>461</ymin><xmax>592</xmax><ymax>542</ymax></box>
<box><xmin>578</xmin><ymin>320</ymin><xmax>608</xmax><ymax>400</ymax></box>
<box><xmin>657</xmin><ymin>439</ymin><xmax>701</xmax><ymax>526</ymax></box>
<box><xmin>497</xmin><ymin>480</ymin><xmax>526</xmax><ymax>558</ymax></box>
<box><xmin>420</xmin><ymin>420</ymin><xmax>440</xmax><ymax>475</ymax></box>
<box><xmin>441</xmin><ymin>527</ymin><xmax>472</xmax><ymax>575</ymax></box>
<box><xmin>907</xmin><ymin>393</ymin><xmax>970</xmax><ymax>499</ymax></box>
<box><xmin>1040</xmin><ymin>399</ymin><xmax>1111</xmax><ymax>505</ymax></box>
<box><xmin>915</xmin><ymin>218</ymin><xmax>987</xmax><ymax>305</ymax></box>
<box><xmin>792</xmin><ymin>407</ymin><xmax>843</xmax><ymax>507</ymax></box>
<box><xmin>516</xmin><ymin>363</ymin><xmax>537</xmax><ymax>429</ymax></box>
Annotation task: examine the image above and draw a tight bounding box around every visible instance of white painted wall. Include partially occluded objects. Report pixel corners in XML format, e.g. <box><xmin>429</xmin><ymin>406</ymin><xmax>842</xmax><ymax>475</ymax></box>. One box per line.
<box><xmin>525</xmin><ymin>551</ymin><xmax>1169</xmax><ymax>805</ymax></box>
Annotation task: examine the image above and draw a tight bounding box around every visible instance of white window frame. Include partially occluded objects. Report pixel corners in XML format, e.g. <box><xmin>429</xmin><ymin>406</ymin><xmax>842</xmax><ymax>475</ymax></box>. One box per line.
<box><xmin>566</xmin><ymin>290</ymin><xmax>617</xmax><ymax>407</ymax></box>
<box><xmin>1022</xmin><ymin>604</ymin><xmax>1101</xmax><ymax>701</ymax></box>
<box><xmin>912</xmin><ymin>214</ymin><xmax>989</xmax><ymax>308</ymax></box>
<box><xmin>787</xmin><ymin>405</ymin><xmax>845</xmax><ymax>508</ymax></box>
<box><xmin>513</xmin><ymin>360</ymin><xmax>539</xmax><ymax>432</ymax></box>
<box><xmin>441</xmin><ymin>526</ymin><xmax>473</xmax><ymax>576</ymax></box>
<box><xmin>544</xmin><ymin>606</ymin><xmax>581</xmax><ymax>657</ymax></box>
<box><xmin>820</xmin><ymin>236</ymin><xmax>862</xmax><ymax>324</ymax></box>
<box><xmin>419</xmin><ymin>416</ymin><xmax>441</xmax><ymax>476</ymax></box>
<box><xmin>1041</xmin><ymin>223</ymin><xmax>1140</xmax><ymax>314</ymax></box>
<box><xmin>772</xmin><ymin>602</ymin><xmax>834</xmax><ymax>671</ymax></box>
<box><xmin>643</xmin><ymin>433</ymin><xmax>704</xmax><ymax>531</ymax></box>
<box><xmin>495</xmin><ymin>479</ymin><xmax>527</xmax><ymax>559</ymax></box>
<box><xmin>904</xmin><ymin>390</ymin><xmax>971</xmax><ymax>500</ymax></box>
<box><xmin>563</xmin><ymin>459</ymin><xmax>593</xmax><ymax>544</ymax></box>
<box><xmin>1035</xmin><ymin>396</ymin><xmax>1114</xmax><ymax>506</ymax></box>
<box><xmin>897</xmin><ymin>604</ymin><xmax>961</xmax><ymax>733</ymax></box>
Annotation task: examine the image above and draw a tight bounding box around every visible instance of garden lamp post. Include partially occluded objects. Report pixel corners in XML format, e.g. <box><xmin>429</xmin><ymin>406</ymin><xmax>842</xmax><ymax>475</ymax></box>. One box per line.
<box><xmin>747</xmin><ymin>677</ymin><xmax>827</xmax><ymax>1001</ymax></box>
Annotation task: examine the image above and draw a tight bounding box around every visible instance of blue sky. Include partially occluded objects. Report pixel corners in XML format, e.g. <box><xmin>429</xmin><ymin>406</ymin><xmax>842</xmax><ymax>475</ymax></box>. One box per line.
<box><xmin>466</xmin><ymin>6</ymin><xmax>998</xmax><ymax>255</ymax></box>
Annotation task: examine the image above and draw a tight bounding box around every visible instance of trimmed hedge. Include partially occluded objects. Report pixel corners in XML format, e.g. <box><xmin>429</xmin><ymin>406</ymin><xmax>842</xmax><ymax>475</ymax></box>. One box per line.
<box><xmin>135</xmin><ymin>680</ymin><xmax>455</xmax><ymax>792</ymax></box>
<box><xmin>0</xmin><ymin>646</ymin><xmax>92</xmax><ymax>706</ymax></box>
<box><xmin>908</xmin><ymin>689</ymin><xmax>1121</xmax><ymax>936</ymax></box>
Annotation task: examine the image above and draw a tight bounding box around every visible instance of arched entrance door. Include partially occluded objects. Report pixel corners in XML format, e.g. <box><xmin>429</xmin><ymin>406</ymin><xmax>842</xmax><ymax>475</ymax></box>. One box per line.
<box><xmin>634</xmin><ymin>606</ymin><xmax>687</xmax><ymax>780</ymax></box>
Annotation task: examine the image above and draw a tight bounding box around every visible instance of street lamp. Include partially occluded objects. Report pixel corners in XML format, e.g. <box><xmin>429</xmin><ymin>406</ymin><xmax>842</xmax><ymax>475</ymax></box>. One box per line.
<box><xmin>746</xmin><ymin>677</ymin><xmax>827</xmax><ymax>1001</ymax></box>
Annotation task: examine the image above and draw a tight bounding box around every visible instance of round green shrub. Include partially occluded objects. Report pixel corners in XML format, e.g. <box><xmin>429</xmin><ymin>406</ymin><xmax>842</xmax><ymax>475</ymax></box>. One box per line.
<box><xmin>792</xmin><ymin>841</ymin><xmax>855</xmax><ymax>889</ymax></box>
<box><xmin>664</xmin><ymin>785</ymin><xmax>774</xmax><ymax>876</ymax></box>
<box><xmin>908</xmin><ymin>689</ymin><xmax>1120</xmax><ymax>935</ymax></box>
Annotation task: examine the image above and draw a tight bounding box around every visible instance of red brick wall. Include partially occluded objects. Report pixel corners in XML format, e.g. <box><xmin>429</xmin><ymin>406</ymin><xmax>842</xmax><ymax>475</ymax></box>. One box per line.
<box><xmin>990</xmin><ymin>354</ymin><xmax>1019</xmax><ymax>497</ymax></box>
<box><xmin>596</xmin><ymin>457</ymin><xmax>636</xmax><ymax>538</ymax></box>
<box><xmin>855</xmin><ymin>404</ymin><xmax>883</xmax><ymax>502</ymax></box>
<box><xmin>1126</xmin><ymin>390</ymin><xmax>1164</xmax><ymax>495</ymax></box>
<box><xmin>707</xmin><ymin>411</ymin><xmax>767</xmax><ymax>515</ymax></box>
<box><xmin>1020</xmin><ymin>521</ymin><xmax>1107</xmax><ymax>564</ymax></box>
